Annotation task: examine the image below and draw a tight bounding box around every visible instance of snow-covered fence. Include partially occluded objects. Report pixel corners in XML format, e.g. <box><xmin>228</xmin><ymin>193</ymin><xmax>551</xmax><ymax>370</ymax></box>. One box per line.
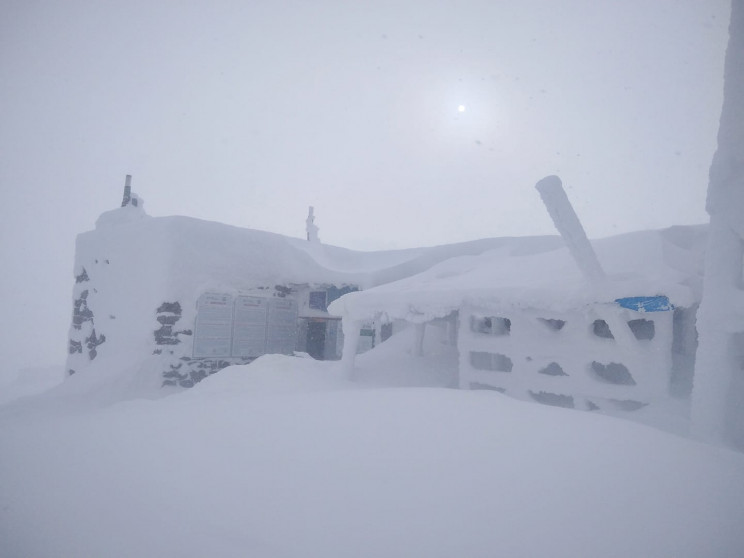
<box><xmin>458</xmin><ymin>298</ymin><xmax>674</xmax><ymax>412</ymax></box>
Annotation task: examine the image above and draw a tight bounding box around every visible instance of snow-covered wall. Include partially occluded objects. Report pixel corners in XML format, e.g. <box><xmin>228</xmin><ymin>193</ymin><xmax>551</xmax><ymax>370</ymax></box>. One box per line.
<box><xmin>458</xmin><ymin>302</ymin><xmax>674</xmax><ymax>412</ymax></box>
<box><xmin>65</xmin><ymin>203</ymin><xmax>364</xmax><ymax>387</ymax></box>
<box><xmin>692</xmin><ymin>0</ymin><xmax>744</xmax><ymax>449</ymax></box>
<box><xmin>68</xmin><ymin>203</ymin><xmax>169</xmax><ymax>378</ymax></box>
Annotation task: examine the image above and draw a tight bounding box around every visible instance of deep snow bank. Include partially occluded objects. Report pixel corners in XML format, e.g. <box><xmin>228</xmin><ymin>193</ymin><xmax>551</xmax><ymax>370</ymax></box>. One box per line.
<box><xmin>1</xmin><ymin>355</ymin><xmax>742</xmax><ymax>558</ymax></box>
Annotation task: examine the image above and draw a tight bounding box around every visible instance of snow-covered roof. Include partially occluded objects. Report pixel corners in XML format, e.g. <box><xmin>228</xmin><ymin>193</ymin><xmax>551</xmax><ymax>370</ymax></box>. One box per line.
<box><xmin>88</xmin><ymin>203</ymin><xmax>567</xmax><ymax>294</ymax></box>
<box><xmin>328</xmin><ymin>225</ymin><xmax>707</xmax><ymax>323</ymax></box>
<box><xmin>86</xmin><ymin>203</ymin><xmax>707</xmax><ymax>331</ymax></box>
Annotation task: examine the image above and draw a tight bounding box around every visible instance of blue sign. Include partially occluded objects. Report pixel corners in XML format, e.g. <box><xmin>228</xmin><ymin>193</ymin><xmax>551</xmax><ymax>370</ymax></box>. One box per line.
<box><xmin>615</xmin><ymin>296</ymin><xmax>672</xmax><ymax>312</ymax></box>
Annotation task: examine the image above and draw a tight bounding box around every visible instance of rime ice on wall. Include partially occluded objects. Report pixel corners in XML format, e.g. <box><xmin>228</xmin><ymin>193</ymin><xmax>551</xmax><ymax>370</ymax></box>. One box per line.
<box><xmin>67</xmin><ymin>266</ymin><xmax>105</xmax><ymax>375</ymax></box>
<box><xmin>67</xmin><ymin>176</ymin><xmax>708</xmax><ymax>401</ymax></box>
<box><xmin>704</xmin><ymin>1</ymin><xmax>744</xmax><ymax>240</ymax></box>
<box><xmin>154</xmin><ymin>302</ymin><xmax>192</xmax><ymax>346</ymax></box>
<box><xmin>67</xmin><ymin>183</ymin><xmax>150</xmax><ymax>374</ymax></box>
<box><xmin>458</xmin><ymin>301</ymin><xmax>674</xmax><ymax>411</ymax></box>
<box><xmin>331</xmin><ymin>224</ymin><xmax>705</xmax><ymax>416</ymax></box>
<box><xmin>65</xmin><ymin>193</ymin><xmax>162</xmax><ymax>379</ymax></box>
<box><xmin>692</xmin><ymin>0</ymin><xmax>744</xmax><ymax>447</ymax></box>
<box><xmin>65</xmin><ymin>197</ymin><xmax>375</xmax><ymax>388</ymax></box>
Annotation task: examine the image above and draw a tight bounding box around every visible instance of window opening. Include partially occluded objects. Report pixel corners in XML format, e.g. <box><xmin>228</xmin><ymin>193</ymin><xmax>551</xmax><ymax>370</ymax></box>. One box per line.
<box><xmin>529</xmin><ymin>391</ymin><xmax>574</xmax><ymax>408</ymax></box>
<box><xmin>470</xmin><ymin>316</ymin><xmax>511</xmax><ymax>335</ymax></box>
<box><xmin>590</xmin><ymin>361</ymin><xmax>636</xmax><ymax>385</ymax></box>
<box><xmin>470</xmin><ymin>351</ymin><xmax>513</xmax><ymax>372</ymax></box>
<box><xmin>538</xmin><ymin>318</ymin><xmax>566</xmax><ymax>331</ymax></box>
<box><xmin>309</xmin><ymin>291</ymin><xmax>327</xmax><ymax>311</ymax></box>
<box><xmin>592</xmin><ymin>319</ymin><xmax>614</xmax><ymax>339</ymax></box>
<box><xmin>538</xmin><ymin>362</ymin><xmax>568</xmax><ymax>376</ymax></box>
<box><xmin>627</xmin><ymin>318</ymin><xmax>655</xmax><ymax>340</ymax></box>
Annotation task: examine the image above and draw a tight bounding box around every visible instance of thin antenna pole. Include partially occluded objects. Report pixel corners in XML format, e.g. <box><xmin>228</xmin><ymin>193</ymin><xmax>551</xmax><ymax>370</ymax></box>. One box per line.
<box><xmin>121</xmin><ymin>175</ymin><xmax>132</xmax><ymax>207</ymax></box>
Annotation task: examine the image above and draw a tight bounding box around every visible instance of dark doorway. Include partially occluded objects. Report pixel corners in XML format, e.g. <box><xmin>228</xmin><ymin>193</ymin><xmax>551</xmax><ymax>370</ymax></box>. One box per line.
<box><xmin>307</xmin><ymin>321</ymin><xmax>327</xmax><ymax>359</ymax></box>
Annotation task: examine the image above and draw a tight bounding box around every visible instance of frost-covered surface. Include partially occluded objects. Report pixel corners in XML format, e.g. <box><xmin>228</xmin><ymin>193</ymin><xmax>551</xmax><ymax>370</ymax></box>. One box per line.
<box><xmin>705</xmin><ymin>0</ymin><xmax>744</xmax><ymax>238</ymax></box>
<box><xmin>328</xmin><ymin>225</ymin><xmax>707</xmax><ymax>421</ymax></box>
<box><xmin>692</xmin><ymin>0</ymin><xmax>744</xmax><ymax>446</ymax></box>
<box><xmin>64</xmin><ymin>203</ymin><xmax>561</xmax><ymax>383</ymax></box>
<box><xmin>66</xmin><ymin>200</ymin><xmax>708</xmax><ymax>405</ymax></box>
<box><xmin>0</xmin><ymin>365</ymin><xmax>64</xmax><ymax>407</ymax></box>
<box><xmin>1</xmin><ymin>350</ymin><xmax>743</xmax><ymax>558</ymax></box>
<box><xmin>68</xmin><ymin>206</ymin><xmax>536</xmax><ymax>370</ymax></box>
<box><xmin>64</xmin><ymin>204</ymin><xmax>449</xmax><ymax>381</ymax></box>
<box><xmin>329</xmin><ymin>225</ymin><xmax>707</xmax><ymax>324</ymax></box>
<box><xmin>536</xmin><ymin>175</ymin><xmax>606</xmax><ymax>282</ymax></box>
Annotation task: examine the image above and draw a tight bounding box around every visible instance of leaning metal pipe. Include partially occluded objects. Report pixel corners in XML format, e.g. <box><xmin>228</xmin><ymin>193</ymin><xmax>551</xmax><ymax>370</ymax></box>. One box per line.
<box><xmin>535</xmin><ymin>175</ymin><xmax>606</xmax><ymax>283</ymax></box>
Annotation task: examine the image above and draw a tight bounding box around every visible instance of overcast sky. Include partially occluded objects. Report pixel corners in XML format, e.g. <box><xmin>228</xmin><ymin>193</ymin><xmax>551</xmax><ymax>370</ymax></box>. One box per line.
<box><xmin>0</xmin><ymin>0</ymin><xmax>731</xmax><ymax>372</ymax></box>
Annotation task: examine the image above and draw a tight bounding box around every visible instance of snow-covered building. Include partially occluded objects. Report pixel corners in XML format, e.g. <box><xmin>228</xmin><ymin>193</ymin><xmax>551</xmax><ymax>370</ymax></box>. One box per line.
<box><xmin>67</xmin><ymin>176</ymin><xmax>707</xmax><ymax>420</ymax></box>
<box><xmin>65</xmin><ymin>180</ymin><xmax>526</xmax><ymax>387</ymax></box>
<box><xmin>329</xmin><ymin>225</ymin><xmax>706</xmax><ymax>413</ymax></box>
<box><xmin>330</xmin><ymin>176</ymin><xmax>707</xmax><ymax>416</ymax></box>
<box><xmin>66</xmin><ymin>195</ymin><xmax>358</xmax><ymax>386</ymax></box>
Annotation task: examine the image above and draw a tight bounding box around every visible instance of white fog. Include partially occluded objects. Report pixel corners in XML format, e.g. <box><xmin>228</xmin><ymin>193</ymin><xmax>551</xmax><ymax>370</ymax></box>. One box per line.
<box><xmin>1</xmin><ymin>1</ymin><xmax>743</xmax><ymax>556</ymax></box>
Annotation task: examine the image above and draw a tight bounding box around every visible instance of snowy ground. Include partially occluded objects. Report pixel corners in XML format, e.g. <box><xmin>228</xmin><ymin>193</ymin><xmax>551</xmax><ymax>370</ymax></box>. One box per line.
<box><xmin>0</xmin><ymin>365</ymin><xmax>65</xmax><ymax>407</ymax></box>
<box><xmin>1</xmin><ymin>340</ymin><xmax>743</xmax><ymax>558</ymax></box>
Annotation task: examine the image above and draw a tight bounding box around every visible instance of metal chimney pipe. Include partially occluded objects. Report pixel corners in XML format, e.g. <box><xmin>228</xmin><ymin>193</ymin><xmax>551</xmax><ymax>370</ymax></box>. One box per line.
<box><xmin>535</xmin><ymin>175</ymin><xmax>605</xmax><ymax>283</ymax></box>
